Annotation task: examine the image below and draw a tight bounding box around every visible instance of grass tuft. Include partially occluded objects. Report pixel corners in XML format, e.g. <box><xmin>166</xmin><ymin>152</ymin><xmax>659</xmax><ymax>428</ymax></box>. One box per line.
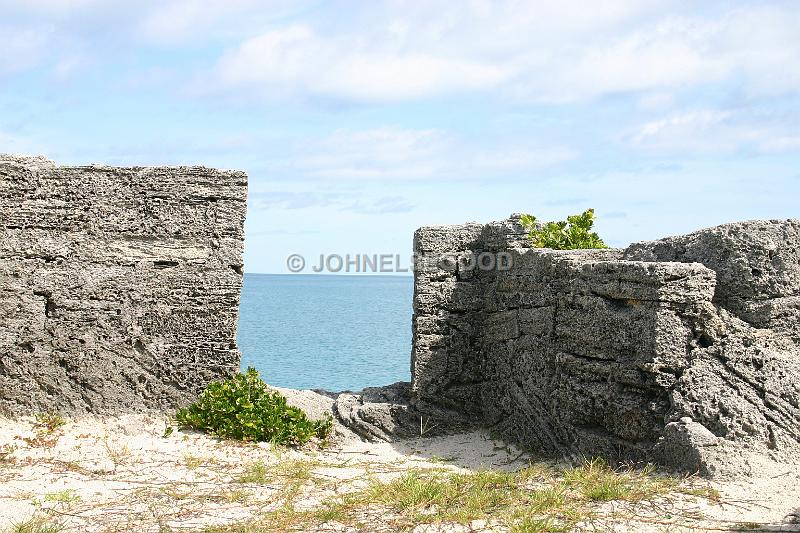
<box><xmin>33</xmin><ymin>414</ymin><xmax>65</xmax><ymax>433</ymax></box>
<box><xmin>43</xmin><ymin>489</ymin><xmax>80</xmax><ymax>505</ymax></box>
<box><xmin>561</xmin><ymin>458</ymin><xmax>678</xmax><ymax>502</ymax></box>
<box><xmin>233</xmin><ymin>461</ymin><xmax>271</xmax><ymax>484</ymax></box>
<box><xmin>3</xmin><ymin>516</ymin><xmax>64</xmax><ymax>533</ymax></box>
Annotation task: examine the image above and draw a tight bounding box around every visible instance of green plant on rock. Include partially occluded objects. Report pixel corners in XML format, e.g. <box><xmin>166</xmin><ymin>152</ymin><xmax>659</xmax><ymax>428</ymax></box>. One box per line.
<box><xmin>519</xmin><ymin>209</ymin><xmax>607</xmax><ymax>250</ymax></box>
<box><xmin>176</xmin><ymin>367</ymin><xmax>332</xmax><ymax>445</ymax></box>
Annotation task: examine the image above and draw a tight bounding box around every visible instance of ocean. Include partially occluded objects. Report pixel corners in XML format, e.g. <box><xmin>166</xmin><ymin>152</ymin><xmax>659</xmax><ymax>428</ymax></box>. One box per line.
<box><xmin>237</xmin><ymin>274</ymin><xmax>413</xmax><ymax>391</ymax></box>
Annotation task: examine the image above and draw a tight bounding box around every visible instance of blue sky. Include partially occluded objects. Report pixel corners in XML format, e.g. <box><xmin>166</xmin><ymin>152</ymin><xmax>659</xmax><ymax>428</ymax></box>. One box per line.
<box><xmin>1</xmin><ymin>1</ymin><xmax>798</xmax><ymax>274</ymax></box>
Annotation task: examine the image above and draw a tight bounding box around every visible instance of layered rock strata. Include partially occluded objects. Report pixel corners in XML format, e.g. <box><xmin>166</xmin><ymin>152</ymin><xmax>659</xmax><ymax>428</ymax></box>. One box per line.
<box><xmin>410</xmin><ymin>215</ymin><xmax>800</xmax><ymax>475</ymax></box>
<box><xmin>0</xmin><ymin>155</ymin><xmax>247</xmax><ymax>415</ymax></box>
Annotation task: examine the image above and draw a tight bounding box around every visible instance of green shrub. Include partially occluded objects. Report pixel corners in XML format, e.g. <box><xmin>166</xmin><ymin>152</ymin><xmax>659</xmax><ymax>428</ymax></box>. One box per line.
<box><xmin>519</xmin><ymin>209</ymin><xmax>607</xmax><ymax>250</ymax></box>
<box><xmin>176</xmin><ymin>367</ymin><xmax>332</xmax><ymax>445</ymax></box>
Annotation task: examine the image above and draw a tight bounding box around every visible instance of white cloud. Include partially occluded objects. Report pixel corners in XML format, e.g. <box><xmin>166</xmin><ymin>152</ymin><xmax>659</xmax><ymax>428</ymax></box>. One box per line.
<box><xmin>630</xmin><ymin>109</ymin><xmax>800</xmax><ymax>155</ymax></box>
<box><xmin>715</xmin><ymin>5</ymin><xmax>800</xmax><ymax>97</ymax></box>
<box><xmin>0</xmin><ymin>25</ymin><xmax>50</xmax><ymax>74</ymax></box>
<box><xmin>471</xmin><ymin>146</ymin><xmax>578</xmax><ymax>172</ymax></box>
<box><xmin>493</xmin><ymin>6</ymin><xmax>800</xmax><ymax>102</ymax></box>
<box><xmin>543</xmin><ymin>19</ymin><xmax>726</xmax><ymax>99</ymax></box>
<box><xmin>348</xmin><ymin>196</ymin><xmax>415</xmax><ymax>215</ymax></box>
<box><xmin>0</xmin><ymin>0</ymin><xmax>314</xmax><ymax>79</ymax></box>
<box><xmin>204</xmin><ymin>2</ymin><xmax>800</xmax><ymax>104</ymax></box>
<box><xmin>637</xmin><ymin>92</ymin><xmax>675</xmax><ymax>111</ymax></box>
<box><xmin>634</xmin><ymin>110</ymin><xmax>732</xmax><ymax>142</ymax></box>
<box><xmin>249</xmin><ymin>190</ymin><xmax>345</xmax><ymax>210</ymax></box>
<box><xmin>248</xmin><ymin>190</ymin><xmax>415</xmax><ymax>215</ymax></box>
<box><xmin>137</xmin><ymin>0</ymin><xmax>309</xmax><ymax>44</ymax></box>
<box><xmin>3</xmin><ymin>1</ymin><xmax>800</xmax><ymax>104</ymax></box>
<box><xmin>282</xmin><ymin>127</ymin><xmax>451</xmax><ymax>180</ymax></box>
<box><xmin>0</xmin><ymin>3</ymin><xmax>105</xmax><ymax>79</ymax></box>
<box><xmin>265</xmin><ymin>126</ymin><xmax>576</xmax><ymax>181</ymax></box>
<box><xmin>0</xmin><ymin>0</ymin><xmax>101</xmax><ymax>12</ymax></box>
<box><xmin>139</xmin><ymin>0</ymin><xmax>218</xmax><ymax>43</ymax></box>
<box><xmin>760</xmin><ymin>137</ymin><xmax>800</xmax><ymax>154</ymax></box>
<box><xmin>213</xmin><ymin>25</ymin><xmax>510</xmax><ymax>102</ymax></box>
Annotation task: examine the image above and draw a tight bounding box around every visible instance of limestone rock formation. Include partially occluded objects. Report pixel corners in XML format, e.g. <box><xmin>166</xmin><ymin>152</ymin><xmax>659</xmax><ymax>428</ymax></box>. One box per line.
<box><xmin>333</xmin><ymin>382</ymin><xmax>426</xmax><ymax>441</ymax></box>
<box><xmin>411</xmin><ymin>215</ymin><xmax>800</xmax><ymax>476</ymax></box>
<box><xmin>624</xmin><ymin>219</ymin><xmax>800</xmax><ymax>337</ymax></box>
<box><xmin>0</xmin><ymin>155</ymin><xmax>247</xmax><ymax>415</ymax></box>
<box><xmin>332</xmin><ymin>382</ymin><xmax>473</xmax><ymax>441</ymax></box>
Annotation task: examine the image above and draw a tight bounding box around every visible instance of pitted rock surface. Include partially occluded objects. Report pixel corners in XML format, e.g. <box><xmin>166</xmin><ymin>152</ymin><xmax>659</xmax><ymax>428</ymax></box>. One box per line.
<box><xmin>333</xmin><ymin>381</ymin><xmax>473</xmax><ymax>442</ymax></box>
<box><xmin>0</xmin><ymin>155</ymin><xmax>247</xmax><ymax>415</ymax></box>
<box><xmin>624</xmin><ymin>219</ymin><xmax>800</xmax><ymax>336</ymax></box>
<box><xmin>412</xmin><ymin>215</ymin><xmax>800</xmax><ymax>476</ymax></box>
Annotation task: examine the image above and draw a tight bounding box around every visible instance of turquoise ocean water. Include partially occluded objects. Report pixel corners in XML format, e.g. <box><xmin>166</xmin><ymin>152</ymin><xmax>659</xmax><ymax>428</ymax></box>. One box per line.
<box><xmin>237</xmin><ymin>274</ymin><xmax>413</xmax><ymax>391</ymax></box>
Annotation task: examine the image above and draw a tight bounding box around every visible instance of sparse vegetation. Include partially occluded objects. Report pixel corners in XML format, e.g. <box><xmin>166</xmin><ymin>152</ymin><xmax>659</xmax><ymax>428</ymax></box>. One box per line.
<box><xmin>736</xmin><ymin>522</ymin><xmax>763</xmax><ymax>530</ymax></box>
<box><xmin>102</xmin><ymin>439</ymin><xmax>131</xmax><ymax>465</ymax></box>
<box><xmin>18</xmin><ymin>413</ymin><xmax>67</xmax><ymax>449</ymax></box>
<box><xmin>683</xmin><ymin>485</ymin><xmax>722</xmax><ymax>501</ymax></box>
<box><xmin>0</xmin><ymin>443</ymin><xmax>17</xmax><ymax>464</ymax></box>
<box><xmin>560</xmin><ymin>458</ymin><xmax>676</xmax><ymax>502</ymax></box>
<box><xmin>207</xmin><ymin>458</ymin><xmax>712</xmax><ymax>532</ymax></box>
<box><xmin>233</xmin><ymin>460</ymin><xmax>271</xmax><ymax>484</ymax></box>
<box><xmin>43</xmin><ymin>489</ymin><xmax>80</xmax><ymax>506</ymax></box>
<box><xmin>3</xmin><ymin>516</ymin><xmax>63</xmax><ymax>533</ymax></box>
<box><xmin>220</xmin><ymin>488</ymin><xmax>251</xmax><ymax>504</ymax></box>
<box><xmin>355</xmin><ymin>460</ymin><xmax>677</xmax><ymax>530</ymax></box>
<box><xmin>176</xmin><ymin>367</ymin><xmax>332</xmax><ymax>445</ymax></box>
<box><xmin>184</xmin><ymin>453</ymin><xmax>220</xmax><ymax>470</ymax></box>
<box><xmin>0</xmin><ymin>414</ymin><xmax>766</xmax><ymax>533</ymax></box>
<box><xmin>33</xmin><ymin>414</ymin><xmax>66</xmax><ymax>433</ymax></box>
<box><xmin>519</xmin><ymin>209</ymin><xmax>607</xmax><ymax>250</ymax></box>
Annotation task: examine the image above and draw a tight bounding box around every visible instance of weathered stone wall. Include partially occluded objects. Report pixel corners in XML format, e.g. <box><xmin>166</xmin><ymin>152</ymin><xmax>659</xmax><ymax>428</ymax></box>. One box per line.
<box><xmin>0</xmin><ymin>155</ymin><xmax>247</xmax><ymax>415</ymax></box>
<box><xmin>412</xmin><ymin>215</ymin><xmax>800</xmax><ymax>475</ymax></box>
<box><xmin>624</xmin><ymin>219</ymin><xmax>800</xmax><ymax>337</ymax></box>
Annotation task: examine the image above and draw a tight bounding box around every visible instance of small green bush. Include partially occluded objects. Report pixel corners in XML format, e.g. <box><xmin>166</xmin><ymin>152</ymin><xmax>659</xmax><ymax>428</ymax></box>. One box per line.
<box><xmin>519</xmin><ymin>209</ymin><xmax>607</xmax><ymax>250</ymax></box>
<box><xmin>176</xmin><ymin>367</ymin><xmax>332</xmax><ymax>445</ymax></box>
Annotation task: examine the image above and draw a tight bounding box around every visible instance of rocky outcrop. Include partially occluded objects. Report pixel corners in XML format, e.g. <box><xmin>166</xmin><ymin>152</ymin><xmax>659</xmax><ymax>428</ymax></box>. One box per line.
<box><xmin>624</xmin><ymin>219</ymin><xmax>800</xmax><ymax>337</ymax></box>
<box><xmin>0</xmin><ymin>155</ymin><xmax>247</xmax><ymax>415</ymax></box>
<box><xmin>411</xmin><ymin>215</ymin><xmax>800</xmax><ymax>476</ymax></box>
<box><xmin>332</xmin><ymin>382</ymin><xmax>474</xmax><ymax>441</ymax></box>
<box><xmin>3</xmin><ymin>153</ymin><xmax>796</xmax><ymax>477</ymax></box>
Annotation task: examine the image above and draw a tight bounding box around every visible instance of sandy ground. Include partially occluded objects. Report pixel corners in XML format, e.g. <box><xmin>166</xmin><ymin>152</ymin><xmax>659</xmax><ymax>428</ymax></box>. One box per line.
<box><xmin>0</xmin><ymin>414</ymin><xmax>798</xmax><ymax>532</ymax></box>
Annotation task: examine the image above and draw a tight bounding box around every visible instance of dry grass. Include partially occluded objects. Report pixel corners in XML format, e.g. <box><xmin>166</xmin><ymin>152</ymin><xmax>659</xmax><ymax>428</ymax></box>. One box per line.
<box><xmin>204</xmin><ymin>458</ymin><xmax>722</xmax><ymax>532</ymax></box>
<box><xmin>2</xmin><ymin>515</ymin><xmax>64</xmax><ymax>533</ymax></box>
<box><xmin>1</xmin><ymin>416</ymin><xmax>783</xmax><ymax>533</ymax></box>
<box><xmin>17</xmin><ymin>414</ymin><xmax>66</xmax><ymax>449</ymax></box>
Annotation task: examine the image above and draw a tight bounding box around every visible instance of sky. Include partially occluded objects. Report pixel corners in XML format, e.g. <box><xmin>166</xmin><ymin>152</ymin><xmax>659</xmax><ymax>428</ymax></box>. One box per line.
<box><xmin>1</xmin><ymin>0</ymin><xmax>799</xmax><ymax>274</ymax></box>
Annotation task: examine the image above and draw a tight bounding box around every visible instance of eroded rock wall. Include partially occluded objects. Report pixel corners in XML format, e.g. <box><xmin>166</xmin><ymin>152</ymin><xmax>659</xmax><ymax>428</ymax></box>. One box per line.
<box><xmin>412</xmin><ymin>216</ymin><xmax>800</xmax><ymax>475</ymax></box>
<box><xmin>624</xmin><ymin>219</ymin><xmax>800</xmax><ymax>337</ymax></box>
<box><xmin>0</xmin><ymin>155</ymin><xmax>247</xmax><ymax>415</ymax></box>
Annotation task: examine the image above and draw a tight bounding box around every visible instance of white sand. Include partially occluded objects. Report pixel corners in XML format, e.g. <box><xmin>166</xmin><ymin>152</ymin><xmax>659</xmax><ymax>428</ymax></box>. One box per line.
<box><xmin>0</xmin><ymin>415</ymin><xmax>797</xmax><ymax>532</ymax></box>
